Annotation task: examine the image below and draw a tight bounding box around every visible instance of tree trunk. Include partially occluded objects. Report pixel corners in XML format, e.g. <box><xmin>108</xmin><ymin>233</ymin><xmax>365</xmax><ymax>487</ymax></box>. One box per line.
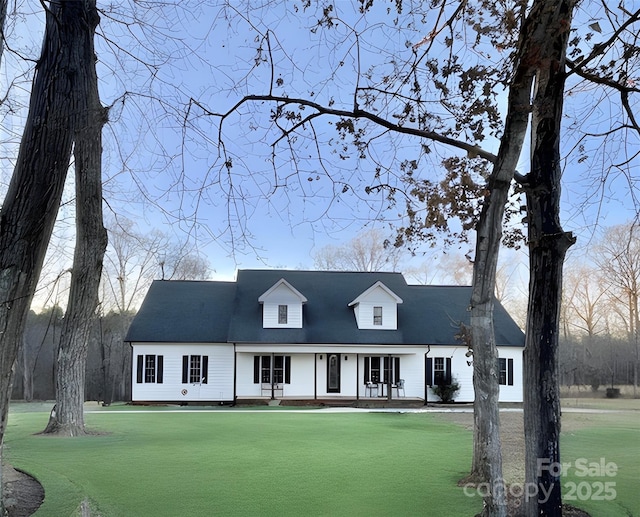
<box><xmin>44</xmin><ymin>0</ymin><xmax>106</xmax><ymax>436</ymax></box>
<box><xmin>467</xmin><ymin>5</ymin><xmax>538</xmax><ymax>516</ymax></box>
<box><xmin>0</xmin><ymin>0</ymin><xmax>92</xmax><ymax>459</ymax></box>
<box><xmin>0</xmin><ymin>2</ymin><xmax>101</xmax><ymax>510</ymax></box>
<box><xmin>521</xmin><ymin>1</ymin><xmax>576</xmax><ymax>515</ymax></box>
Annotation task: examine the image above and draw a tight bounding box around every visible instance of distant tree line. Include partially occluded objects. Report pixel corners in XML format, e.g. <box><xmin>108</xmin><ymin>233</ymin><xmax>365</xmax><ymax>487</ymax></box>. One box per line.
<box><xmin>12</xmin><ymin>307</ymin><xmax>133</xmax><ymax>404</ymax></box>
<box><xmin>12</xmin><ymin>216</ymin><xmax>210</xmax><ymax>404</ymax></box>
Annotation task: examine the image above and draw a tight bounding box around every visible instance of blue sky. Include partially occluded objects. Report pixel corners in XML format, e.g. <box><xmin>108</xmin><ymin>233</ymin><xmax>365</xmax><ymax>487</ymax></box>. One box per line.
<box><xmin>3</xmin><ymin>1</ymin><xmax>639</xmax><ymax>289</ymax></box>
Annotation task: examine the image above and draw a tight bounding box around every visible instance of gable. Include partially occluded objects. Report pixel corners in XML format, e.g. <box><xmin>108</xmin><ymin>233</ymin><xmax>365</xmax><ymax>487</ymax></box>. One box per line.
<box><xmin>258</xmin><ymin>278</ymin><xmax>307</xmax><ymax>304</ymax></box>
<box><xmin>258</xmin><ymin>278</ymin><xmax>307</xmax><ymax>328</ymax></box>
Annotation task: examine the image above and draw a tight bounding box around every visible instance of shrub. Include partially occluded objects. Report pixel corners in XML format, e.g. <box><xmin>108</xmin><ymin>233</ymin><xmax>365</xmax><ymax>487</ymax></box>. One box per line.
<box><xmin>433</xmin><ymin>379</ymin><xmax>460</xmax><ymax>403</ymax></box>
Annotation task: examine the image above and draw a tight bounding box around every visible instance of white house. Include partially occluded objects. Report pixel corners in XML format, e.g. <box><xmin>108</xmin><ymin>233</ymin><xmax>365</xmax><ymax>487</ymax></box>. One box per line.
<box><xmin>125</xmin><ymin>270</ymin><xmax>525</xmax><ymax>404</ymax></box>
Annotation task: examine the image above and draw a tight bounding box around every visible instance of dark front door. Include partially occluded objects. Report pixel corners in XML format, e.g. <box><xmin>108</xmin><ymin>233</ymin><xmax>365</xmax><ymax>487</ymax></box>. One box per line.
<box><xmin>327</xmin><ymin>354</ymin><xmax>341</xmax><ymax>393</ymax></box>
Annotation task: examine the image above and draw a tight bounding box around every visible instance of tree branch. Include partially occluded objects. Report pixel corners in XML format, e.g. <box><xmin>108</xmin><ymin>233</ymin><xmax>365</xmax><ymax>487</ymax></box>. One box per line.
<box><xmin>207</xmin><ymin>94</ymin><xmax>498</xmax><ymax>163</ymax></box>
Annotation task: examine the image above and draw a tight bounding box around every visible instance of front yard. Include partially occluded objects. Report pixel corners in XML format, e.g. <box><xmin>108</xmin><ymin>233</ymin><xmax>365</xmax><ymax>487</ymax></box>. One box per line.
<box><xmin>3</xmin><ymin>399</ymin><xmax>638</xmax><ymax>516</ymax></box>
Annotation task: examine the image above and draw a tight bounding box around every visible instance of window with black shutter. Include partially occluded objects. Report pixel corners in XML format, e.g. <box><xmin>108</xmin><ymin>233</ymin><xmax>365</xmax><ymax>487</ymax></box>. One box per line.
<box><xmin>498</xmin><ymin>358</ymin><xmax>514</xmax><ymax>386</ymax></box>
<box><xmin>430</xmin><ymin>357</ymin><xmax>452</xmax><ymax>386</ymax></box>
<box><xmin>137</xmin><ymin>354</ymin><xmax>163</xmax><ymax>384</ymax></box>
<box><xmin>182</xmin><ymin>355</ymin><xmax>208</xmax><ymax>384</ymax></box>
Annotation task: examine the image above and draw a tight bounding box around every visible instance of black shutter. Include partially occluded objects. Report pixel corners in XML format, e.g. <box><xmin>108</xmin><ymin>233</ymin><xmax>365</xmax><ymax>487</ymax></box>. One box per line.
<box><xmin>182</xmin><ymin>355</ymin><xmax>189</xmax><ymax>383</ymax></box>
<box><xmin>394</xmin><ymin>357</ymin><xmax>400</xmax><ymax>384</ymax></box>
<box><xmin>364</xmin><ymin>357</ymin><xmax>370</xmax><ymax>383</ymax></box>
<box><xmin>202</xmin><ymin>356</ymin><xmax>208</xmax><ymax>384</ymax></box>
<box><xmin>425</xmin><ymin>357</ymin><xmax>433</xmax><ymax>386</ymax></box>
<box><xmin>254</xmin><ymin>356</ymin><xmax>260</xmax><ymax>384</ymax></box>
<box><xmin>508</xmin><ymin>358</ymin><xmax>514</xmax><ymax>386</ymax></box>
<box><xmin>136</xmin><ymin>355</ymin><xmax>143</xmax><ymax>384</ymax></box>
<box><xmin>284</xmin><ymin>356</ymin><xmax>291</xmax><ymax>384</ymax></box>
<box><xmin>157</xmin><ymin>355</ymin><xmax>163</xmax><ymax>384</ymax></box>
<box><xmin>445</xmin><ymin>357</ymin><xmax>452</xmax><ymax>384</ymax></box>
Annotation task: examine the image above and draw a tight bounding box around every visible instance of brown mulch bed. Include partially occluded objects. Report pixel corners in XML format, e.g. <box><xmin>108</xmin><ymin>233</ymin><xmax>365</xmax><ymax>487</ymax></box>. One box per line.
<box><xmin>2</xmin><ymin>464</ymin><xmax>44</xmax><ymax>517</ymax></box>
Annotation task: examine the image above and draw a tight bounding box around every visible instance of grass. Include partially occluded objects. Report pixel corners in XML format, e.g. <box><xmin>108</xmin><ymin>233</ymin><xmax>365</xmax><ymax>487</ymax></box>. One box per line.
<box><xmin>560</xmin><ymin>411</ymin><xmax>640</xmax><ymax>517</ymax></box>
<box><xmin>5</xmin><ymin>402</ymin><xmax>638</xmax><ymax>517</ymax></box>
<box><xmin>5</xmin><ymin>408</ymin><xmax>482</xmax><ymax>517</ymax></box>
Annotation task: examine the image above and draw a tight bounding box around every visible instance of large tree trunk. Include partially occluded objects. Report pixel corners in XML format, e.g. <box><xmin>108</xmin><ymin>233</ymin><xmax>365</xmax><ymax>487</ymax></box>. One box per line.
<box><xmin>467</xmin><ymin>5</ymin><xmax>541</xmax><ymax>515</ymax></box>
<box><xmin>0</xmin><ymin>0</ymin><xmax>81</xmax><ymax>446</ymax></box>
<box><xmin>44</xmin><ymin>0</ymin><xmax>105</xmax><ymax>436</ymax></box>
<box><xmin>521</xmin><ymin>1</ymin><xmax>576</xmax><ymax>515</ymax></box>
<box><xmin>468</xmin><ymin>85</ymin><xmax>530</xmax><ymax>517</ymax></box>
<box><xmin>0</xmin><ymin>0</ymin><xmax>99</xmax><ymax>508</ymax></box>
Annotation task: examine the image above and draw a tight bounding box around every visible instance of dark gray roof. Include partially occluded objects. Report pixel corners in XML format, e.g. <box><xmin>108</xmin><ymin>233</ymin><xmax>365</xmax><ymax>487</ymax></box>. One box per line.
<box><xmin>125</xmin><ymin>269</ymin><xmax>524</xmax><ymax>347</ymax></box>
<box><xmin>124</xmin><ymin>280</ymin><xmax>237</xmax><ymax>343</ymax></box>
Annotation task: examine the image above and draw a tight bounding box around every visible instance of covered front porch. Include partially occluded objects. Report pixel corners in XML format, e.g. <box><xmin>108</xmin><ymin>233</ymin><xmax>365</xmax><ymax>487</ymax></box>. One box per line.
<box><xmin>234</xmin><ymin>344</ymin><xmax>427</xmax><ymax>402</ymax></box>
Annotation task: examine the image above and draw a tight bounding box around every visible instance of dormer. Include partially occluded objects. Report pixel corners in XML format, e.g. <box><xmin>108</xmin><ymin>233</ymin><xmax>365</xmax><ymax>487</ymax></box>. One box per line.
<box><xmin>348</xmin><ymin>281</ymin><xmax>403</xmax><ymax>330</ymax></box>
<box><xmin>258</xmin><ymin>278</ymin><xmax>307</xmax><ymax>328</ymax></box>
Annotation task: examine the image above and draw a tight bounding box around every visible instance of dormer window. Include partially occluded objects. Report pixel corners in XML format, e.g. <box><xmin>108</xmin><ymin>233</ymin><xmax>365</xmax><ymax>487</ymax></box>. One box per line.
<box><xmin>349</xmin><ymin>281</ymin><xmax>402</xmax><ymax>330</ymax></box>
<box><xmin>373</xmin><ymin>306</ymin><xmax>383</xmax><ymax>325</ymax></box>
<box><xmin>258</xmin><ymin>278</ymin><xmax>307</xmax><ymax>329</ymax></box>
<box><xmin>278</xmin><ymin>304</ymin><xmax>288</xmax><ymax>324</ymax></box>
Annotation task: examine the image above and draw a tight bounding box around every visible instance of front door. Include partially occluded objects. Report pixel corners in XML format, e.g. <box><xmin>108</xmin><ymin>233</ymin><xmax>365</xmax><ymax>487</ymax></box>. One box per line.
<box><xmin>327</xmin><ymin>354</ymin><xmax>341</xmax><ymax>393</ymax></box>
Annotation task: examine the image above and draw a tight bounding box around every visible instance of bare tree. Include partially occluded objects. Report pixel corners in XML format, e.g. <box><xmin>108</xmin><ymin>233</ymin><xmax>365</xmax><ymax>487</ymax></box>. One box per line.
<box><xmin>43</xmin><ymin>13</ymin><xmax>108</xmax><ymax>435</ymax></box>
<box><xmin>594</xmin><ymin>223</ymin><xmax>640</xmax><ymax>397</ymax></box>
<box><xmin>102</xmin><ymin>217</ymin><xmax>211</xmax><ymax>312</ymax></box>
<box><xmin>312</xmin><ymin>228</ymin><xmax>404</xmax><ymax>272</ymax></box>
<box><xmin>562</xmin><ymin>261</ymin><xmax>608</xmax><ymax>338</ymax></box>
<box><xmin>405</xmin><ymin>253</ymin><xmax>473</xmax><ymax>286</ymax></box>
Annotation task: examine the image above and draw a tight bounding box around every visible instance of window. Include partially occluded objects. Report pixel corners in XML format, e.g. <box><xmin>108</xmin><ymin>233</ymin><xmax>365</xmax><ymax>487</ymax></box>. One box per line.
<box><xmin>182</xmin><ymin>355</ymin><xmax>208</xmax><ymax>384</ymax></box>
<box><xmin>373</xmin><ymin>306</ymin><xmax>383</xmax><ymax>325</ymax></box>
<box><xmin>434</xmin><ymin>357</ymin><xmax>446</xmax><ymax>385</ymax></box>
<box><xmin>278</xmin><ymin>304</ymin><xmax>288</xmax><ymax>324</ymax></box>
<box><xmin>364</xmin><ymin>356</ymin><xmax>400</xmax><ymax>384</ymax></box>
<box><xmin>426</xmin><ymin>357</ymin><xmax>451</xmax><ymax>386</ymax></box>
<box><xmin>253</xmin><ymin>355</ymin><xmax>291</xmax><ymax>384</ymax></box>
<box><xmin>145</xmin><ymin>355</ymin><xmax>156</xmax><ymax>383</ymax></box>
<box><xmin>136</xmin><ymin>355</ymin><xmax>163</xmax><ymax>384</ymax></box>
<box><xmin>498</xmin><ymin>358</ymin><xmax>514</xmax><ymax>386</ymax></box>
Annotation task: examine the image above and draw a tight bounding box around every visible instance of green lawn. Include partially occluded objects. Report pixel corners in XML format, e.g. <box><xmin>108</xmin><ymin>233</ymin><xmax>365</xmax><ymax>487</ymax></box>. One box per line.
<box><xmin>560</xmin><ymin>412</ymin><xmax>640</xmax><ymax>517</ymax></box>
<box><xmin>5</xmin><ymin>405</ymin><xmax>638</xmax><ymax>517</ymax></box>
<box><xmin>5</xmin><ymin>409</ymin><xmax>482</xmax><ymax>517</ymax></box>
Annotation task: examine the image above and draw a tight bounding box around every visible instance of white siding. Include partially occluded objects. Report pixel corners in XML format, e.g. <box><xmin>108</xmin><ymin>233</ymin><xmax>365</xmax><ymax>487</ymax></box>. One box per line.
<box><xmin>262</xmin><ymin>302</ymin><xmax>303</xmax><ymax>328</ymax></box>
<box><xmin>131</xmin><ymin>343</ymin><xmax>234</xmax><ymax>402</ymax></box>
<box><xmin>133</xmin><ymin>343</ymin><xmax>523</xmax><ymax>403</ymax></box>
<box><xmin>497</xmin><ymin>347</ymin><xmax>524</xmax><ymax>402</ymax></box>
<box><xmin>352</xmin><ymin>294</ymin><xmax>399</xmax><ymax>330</ymax></box>
<box><xmin>354</xmin><ymin>301</ymin><xmax>398</xmax><ymax>330</ymax></box>
<box><xmin>425</xmin><ymin>346</ymin><xmax>524</xmax><ymax>403</ymax></box>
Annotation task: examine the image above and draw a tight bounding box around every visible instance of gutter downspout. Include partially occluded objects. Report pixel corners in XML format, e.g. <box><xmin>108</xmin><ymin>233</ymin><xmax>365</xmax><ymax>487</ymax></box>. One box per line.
<box><xmin>233</xmin><ymin>343</ymin><xmax>237</xmax><ymax>404</ymax></box>
<box><xmin>356</xmin><ymin>353</ymin><xmax>359</xmax><ymax>401</ymax></box>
